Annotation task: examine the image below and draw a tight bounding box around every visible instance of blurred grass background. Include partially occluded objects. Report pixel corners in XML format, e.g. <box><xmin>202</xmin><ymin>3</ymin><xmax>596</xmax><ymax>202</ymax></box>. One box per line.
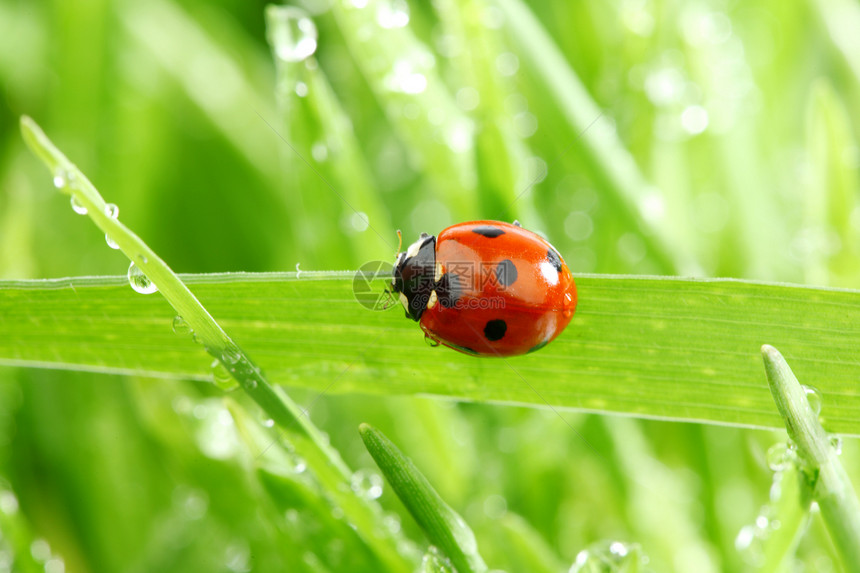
<box><xmin>1</xmin><ymin>0</ymin><xmax>860</xmax><ymax>571</ymax></box>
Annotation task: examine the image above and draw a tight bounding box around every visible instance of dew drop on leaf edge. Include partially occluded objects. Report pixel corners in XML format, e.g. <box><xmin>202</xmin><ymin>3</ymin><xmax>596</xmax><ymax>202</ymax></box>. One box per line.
<box><xmin>104</xmin><ymin>203</ymin><xmax>119</xmax><ymax>219</ymax></box>
<box><xmin>172</xmin><ymin>315</ymin><xmax>192</xmax><ymax>336</ymax></box>
<box><xmin>127</xmin><ymin>262</ymin><xmax>158</xmax><ymax>294</ymax></box>
<box><xmin>802</xmin><ymin>385</ymin><xmax>822</xmax><ymax>416</ymax></box>
<box><xmin>70</xmin><ymin>195</ymin><xmax>87</xmax><ymax>215</ymax></box>
<box><xmin>266</xmin><ymin>5</ymin><xmax>318</xmax><ymax>63</ymax></box>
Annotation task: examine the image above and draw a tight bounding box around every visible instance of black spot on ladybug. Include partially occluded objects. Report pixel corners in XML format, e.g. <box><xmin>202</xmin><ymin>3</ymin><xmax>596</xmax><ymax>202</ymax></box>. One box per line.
<box><xmin>484</xmin><ymin>319</ymin><xmax>507</xmax><ymax>341</ymax></box>
<box><xmin>528</xmin><ymin>339</ymin><xmax>549</xmax><ymax>354</ymax></box>
<box><xmin>472</xmin><ymin>226</ymin><xmax>505</xmax><ymax>238</ymax></box>
<box><xmin>546</xmin><ymin>249</ymin><xmax>562</xmax><ymax>272</ymax></box>
<box><xmin>495</xmin><ymin>259</ymin><xmax>518</xmax><ymax>287</ymax></box>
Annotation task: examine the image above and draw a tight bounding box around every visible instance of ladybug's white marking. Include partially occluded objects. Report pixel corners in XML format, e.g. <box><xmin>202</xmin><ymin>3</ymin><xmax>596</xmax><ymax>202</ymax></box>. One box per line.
<box><xmin>427</xmin><ymin>290</ymin><xmax>438</xmax><ymax>309</ymax></box>
<box><xmin>398</xmin><ymin>292</ymin><xmax>410</xmax><ymax>311</ymax></box>
<box><xmin>434</xmin><ymin>263</ymin><xmax>443</xmax><ymax>282</ymax></box>
<box><xmin>405</xmin><ymin>238</ymin><xmax>424</xmax><ymax>259</ymax></box>
<box><xmin>540</xmin><ymin>261</ymin><xmax>559</xmax><ymax>286</ymax></box>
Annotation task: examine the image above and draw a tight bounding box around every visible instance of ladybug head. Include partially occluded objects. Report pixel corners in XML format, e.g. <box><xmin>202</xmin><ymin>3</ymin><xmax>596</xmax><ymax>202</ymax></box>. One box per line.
<box><xmin>391</xmin><ymin>232</ymin><xmax>437</xmax><ymax>321</ymax></box>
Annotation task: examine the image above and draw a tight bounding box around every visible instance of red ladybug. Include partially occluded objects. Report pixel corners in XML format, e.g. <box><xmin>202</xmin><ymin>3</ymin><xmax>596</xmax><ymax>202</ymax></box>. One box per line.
<box><xmin>391</xmin><ymin>220</ymin><xmax>577</xmax><ymax>356</ymax></box>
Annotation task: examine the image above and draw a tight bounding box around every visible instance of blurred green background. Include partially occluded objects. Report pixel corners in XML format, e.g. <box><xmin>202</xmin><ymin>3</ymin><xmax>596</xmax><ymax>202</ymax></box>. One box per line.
<box><xmin>1</xmin><ymin>0</ymin><xmax>860</xmax><ymax>571</ymax></box>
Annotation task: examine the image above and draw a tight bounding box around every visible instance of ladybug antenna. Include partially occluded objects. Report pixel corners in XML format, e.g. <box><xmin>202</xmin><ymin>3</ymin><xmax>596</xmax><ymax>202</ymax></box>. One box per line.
<box><xmin>395</xmin><ymin>230</ymin><xmax>403</xmax><ymax>255</ymax></box>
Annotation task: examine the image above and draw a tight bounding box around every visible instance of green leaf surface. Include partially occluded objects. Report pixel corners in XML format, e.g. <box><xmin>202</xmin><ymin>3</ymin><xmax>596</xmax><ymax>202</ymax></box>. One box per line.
<box><xmin>3</xmin><ymin>272</ymin><xmax>860</xmax><ymax>434</ymax></box>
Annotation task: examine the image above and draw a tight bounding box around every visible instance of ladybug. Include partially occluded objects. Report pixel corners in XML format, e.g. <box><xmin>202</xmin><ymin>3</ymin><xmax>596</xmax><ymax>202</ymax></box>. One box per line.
<box><xmin>390</xmin><ymin>220</ymin><xmax>577</xmax><ymax>357</ymax></box>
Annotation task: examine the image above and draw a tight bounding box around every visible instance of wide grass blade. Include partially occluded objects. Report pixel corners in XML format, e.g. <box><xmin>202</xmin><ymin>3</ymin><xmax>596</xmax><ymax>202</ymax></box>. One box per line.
<box><xmin>4</xmin><ymin>272</ymin><xmax>860</xmax><ymax>434</ymax></box>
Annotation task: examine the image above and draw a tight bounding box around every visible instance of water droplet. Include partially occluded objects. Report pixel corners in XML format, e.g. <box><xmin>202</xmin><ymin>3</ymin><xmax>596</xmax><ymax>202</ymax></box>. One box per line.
<box><xmin>766</xmin><ymin>442</ymin><xmax>794</xmax><ymax>472</ymax></box>
<box><xmin>802</xmin><ymin>385</ymin><xmax>822</xmax><ymax>416</ymax></box>
<box><xmin>351</xmin><ymin>469</ymin><xmax>384</xmax><ymax>500</ymax></box>
<box><xmin>570</xmin><ymin>541</ymin><xmax>646</xmax><ymax>572</ymax></box>
<box><xmin>288</xmin><ymin>455</ymin><xmax>307</xmax><ymax>474</ymax></box>
<box><xmin>70</xmin><ymin>195</ymin><xmax>87</xmax><ymax>215</ymax></box>
<box><xmin>424</xmin><ymin>334</ymin><xmax>440</xmax><ymax>348</ymax></box>
<box><xmin>266</xmin><ymin>6</ymin><xmax>318</xmax><ymax>63</ymax></box>
<box><xmin>105</xmin><ymin>234</ymin><xmax>120</xmax><ymax>249</ymax></box>
<box><xmin>174</xmin><ymin>486</ymin><xmax>209</xmax><ymax>520</ymax></box>
<box><xmin>104</xmin><ymin>203</ymin><xmax>119</xmax><ymax>219</ymax></box>
<box><xmin>383</xmin><ymin>512</ymin><xmax>401</xmax><ymax>534</ymax></box>
<box><xmin>295</xmin><ymin>81</ymin><xmax>308</xmax><ymax>97</ymax></box>
<box><xmin>645</xmin><ymin>66</ymin><xmax>686</xmax><ymax>106</ymax></box>
<box><xmin>385</xmin><ymin>60</ymin><xmax>428</xmax><ymax>94</ymax></box>
<box><xmin>831</xmin><ymin>436</ymin><xmax>843</xmax><ymax>455</ymax></box>
<box><xmin>434</xmin><ymin>32</ymin><xmax>462</xmax><ymax>59</ymax></box>
<box><xmin>211</xmin><ymin>359</ymin><xmax>238</xmax><ymax>391</ymax></box>
<box><xmin>244</xmin><ymin>376</ymin><xmax>259</xmax><ymax>391</ymax></box>
<box><xmin>30</xmin><ymin>539</ymin><xmax>51</xmax><ymax>561</ymax></box>
<box><xmin>224</xmin><ymin>540</ymin><xmax>251</xmax><ymax>573</ymax></box>
<box><xmin>455</xmin><ymin>87</ymin><xmax>480</xmax><ymax>111</ymax></box>
<box><xmin>481</xmin><ymin>5</ymin><xmax>504</xmax><ymax>29</ymax></box>
<box><xmin>505</xmin><ymin>93</ymin><xmax>529</xmax><ymax>114</ymax></box>
<box><xmin>350</xmin><ymin>211</ymin><xmax>369</xmax><ymax>232</ymax></box>
<box><xmin>311</xmin><ymin>141</ymin><xmax>328</xmax><ymax>162</ymax></box>
<box><xmin>514</xmin><ymin>111</ymin><xmax>537</xmax><ymax>138</ymax></box>
<box><xmin>53</xmin><ymin>169</ymin><xmax>68</xmax><ymax>189</ymax></box>
<box><xmin>127</xmin><ymin>262</ymin><xmax>158</xmax><ymax>294</ymax></box>
<box><xmin>222</xmin><ymin>347</ymin><xmax>241</xmax><ymax>364</ymax></box>
<box><xmin>172</xmin><ymin>315</ymin><xmax>192</xmax><ymax>336</ymax></box>
<box><xmin>564</xmin><ymin>211</ymin><xmax>594</xmax><ymax>241</ymax></box>
<box><xmin>681</xmin><ymin>105</ymin><xmax>709</xmax><ymax>135</ymax></box>
<box><xmin>734</xmin><ymin>524</ymin><xmax>756</xmax><ymax>551</ymax></box>
<box><xmin>621</xmin><ymin>0</ymin><xmax>655</xmax><ymax>36</ymax></box>
<box><xmin>483</xmin><ymin>494</ymin><xmax>507</xmax><ymax>519</ymax></box>
<box><xmin>495</xmin><ymin>52</ymin><xmax>519</xmax><ymax>76</ymax></box>
<box><xmin>262</xmin><ymin>418</ymin><xmax>275</xmax><ymax>428</ymax></box>
<box><xmin>638</xmin><ymin>189</ymin><xmax>666</xmax><ymax>223</ymax></box>
<box><xmin>680</xmin><ymin>8</ymin><xmax>733</xmax><ymax>47</ymax></box>
<box><xmin>0</xmin><ymin>491</ymin><xmax>18</xmax><ymax>515</ymax></box>
<box><xmin>376</xmin><ymin>0</ymin><xmax>409</xmax><ymax>28</ymax></box>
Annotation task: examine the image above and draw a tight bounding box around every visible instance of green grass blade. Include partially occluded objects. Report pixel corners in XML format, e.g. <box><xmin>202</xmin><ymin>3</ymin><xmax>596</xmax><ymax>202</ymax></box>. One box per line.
<box><xmin>4</xmin><ymin>272</ymin><xmax>860</xmax><ymax>434</ymax></box>
<box><xmin>762</xmin><ymin>345</ymin><xmax>860</xmax><ymax>571</ymax></box>
<box><xmin>359</xmin><ymin>424</ymin><xmax>488</xmax><ymax>573</ymax></box>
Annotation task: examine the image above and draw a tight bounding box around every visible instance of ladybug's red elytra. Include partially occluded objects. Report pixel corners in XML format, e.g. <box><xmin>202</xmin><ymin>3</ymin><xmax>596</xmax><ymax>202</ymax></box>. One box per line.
<box><xmin>391</xmin><ymin>220</ymin><xmax>577</xmax><ymax>357</ymax></box>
